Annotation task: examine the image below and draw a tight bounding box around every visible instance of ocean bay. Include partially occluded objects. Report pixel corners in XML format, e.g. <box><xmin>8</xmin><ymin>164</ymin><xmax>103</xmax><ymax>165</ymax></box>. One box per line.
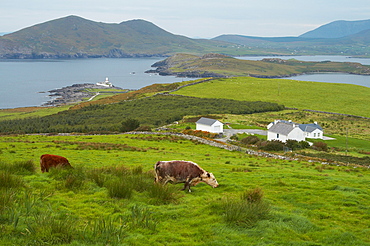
<box><xmin>1</xmin><ymin>56</ymin><xmax>370</xmax><ymax>109</ymax></box>
<box><xmin>0</xmin><ymin>58</ymin><xmax>192</xmax><ymax>109</ymax></box>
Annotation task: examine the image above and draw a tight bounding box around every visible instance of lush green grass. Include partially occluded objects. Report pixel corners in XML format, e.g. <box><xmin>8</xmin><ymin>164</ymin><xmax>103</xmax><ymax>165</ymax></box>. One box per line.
<box><xmin>0</xmin><ymin>105</ymin><xmax>72</xmax><ymax>121</ymax></box>
<box><xmin>0</xmin><ymin>134</ymin><xmax>369</xmax><ymax>245</ymax></box>
<box><xmin>171</xmin><ymin>77</ymin><xmax>370</xmax><ymax>118</ymax></box>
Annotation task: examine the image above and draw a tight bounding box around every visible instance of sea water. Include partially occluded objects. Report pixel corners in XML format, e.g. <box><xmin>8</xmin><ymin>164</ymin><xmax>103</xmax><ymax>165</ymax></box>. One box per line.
<box><xmin>1</xmin><ymin>56</ymin><xmax>370</xmax><ymax>109</ymax></box>
<box><xmin>0</xmin><ymin>58</ymin><xmax>192</xmax><ymax>109</ymax></box>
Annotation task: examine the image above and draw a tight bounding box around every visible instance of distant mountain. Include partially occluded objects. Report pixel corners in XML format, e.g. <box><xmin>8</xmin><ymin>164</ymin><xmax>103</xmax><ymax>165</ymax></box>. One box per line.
<box><xmin>300</xmin><ymin>19</ymin><xmax>370</xmax><ymax>39</ymax></box>
<box><xmin>213</xmin><ymin>19</ymin><xmax>370</xmax><ymax>57</ymax></box>
<box><xmin>0</xmin><ymin>15</ymin><xmax>250</xmax><ymax>59</ymax></box>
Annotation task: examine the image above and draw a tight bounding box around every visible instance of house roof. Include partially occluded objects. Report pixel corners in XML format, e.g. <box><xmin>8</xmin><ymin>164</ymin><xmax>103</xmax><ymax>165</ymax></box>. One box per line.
<box><xmin>298</xmin><ymin>123</ymin><xmax>323</xmax><ymax>133</ymax></box>
<box><xmin>269</xmin><ymin>120</ymin><xmax>323</xmax><ymax>133</ymax></box>
<box><xmin>268</xmin><ymin>122</ymin><xmax>295</xmax><ymax>135</ymax></box>
<box><xmin>196</xmin><ymin>117</ymin><xmax>222</xmax><ymax>126</ymax></box>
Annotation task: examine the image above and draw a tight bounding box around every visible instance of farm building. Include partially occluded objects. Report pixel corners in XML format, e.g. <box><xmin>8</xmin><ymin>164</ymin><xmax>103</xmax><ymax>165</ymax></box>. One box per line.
<box><xmin>196</xmin><ymin>117</ymin><xmax>223</xmax><ymax>134</ymax></box>
<box><xmin>267</xmin><ymin>120</ymin><xmax>323</xmax><ymax>142</ymax></box>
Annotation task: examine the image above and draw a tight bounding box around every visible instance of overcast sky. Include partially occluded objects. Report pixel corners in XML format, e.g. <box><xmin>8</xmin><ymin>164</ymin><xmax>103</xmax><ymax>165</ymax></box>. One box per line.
<box><xmin>1</xmin><ymin>0</ymin><xmax>369</xmax><ymax>38</ymax></box>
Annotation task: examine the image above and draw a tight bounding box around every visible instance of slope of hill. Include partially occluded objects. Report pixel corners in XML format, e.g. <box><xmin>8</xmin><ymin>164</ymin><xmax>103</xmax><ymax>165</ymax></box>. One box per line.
<box><xmin>0</xmin><ymin>15</ymin><xmax>254</xmax><ymax>58</ymax></box>
<box><xmin>300</xmin><ymin>19</ymin><xmax>370</xmax><ymax>38</ymax></box>
<box><xmin>148</xmin><ymin>53</ymin><xmax>370</xmax><ymax>78</ymax></box>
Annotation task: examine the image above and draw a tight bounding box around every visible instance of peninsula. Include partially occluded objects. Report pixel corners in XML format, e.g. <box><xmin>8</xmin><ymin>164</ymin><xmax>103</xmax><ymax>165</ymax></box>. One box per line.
<box><xmin>147</xmin><ymin>53</ymin><xmax>370</xmax><ymax>78</ymax></box>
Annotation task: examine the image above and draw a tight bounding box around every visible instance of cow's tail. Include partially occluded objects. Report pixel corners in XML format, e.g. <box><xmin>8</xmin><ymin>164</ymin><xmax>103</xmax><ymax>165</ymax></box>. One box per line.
<box><xmin>154</xmin><ymin>161</ymin><xmax>161</xmax><ymax>183</ymax></box>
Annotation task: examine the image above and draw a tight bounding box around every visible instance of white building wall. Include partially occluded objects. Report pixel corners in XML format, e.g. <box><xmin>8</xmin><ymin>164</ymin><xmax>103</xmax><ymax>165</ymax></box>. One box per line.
<box><xmin>268</xmin><ymin>127</ymin><xmax>305</xmax><ymax>142</ymax></box>
<box><xmin>287</xmin><ymin>127</ymin><xmax>306</xmax><ymax>142</ymax></box>
<box><xmin>196</xmin><ymin>122</ymin><xmax>223</xmax><ymax>133</ymax></box>
<box><xmin>306</xmin><ymin>129</ymin><xmax>323</xmax><ymax>139</ymax></box>
<box><xmin>267</xmin><ymin>132</ymin><xmax>287</xmax><ymax>142</ymax></box>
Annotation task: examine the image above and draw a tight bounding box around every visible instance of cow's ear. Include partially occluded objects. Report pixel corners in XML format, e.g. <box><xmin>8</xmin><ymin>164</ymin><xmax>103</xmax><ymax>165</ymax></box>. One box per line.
<box><xmin>207</xmin><ymin>173</ymin><xmax>210</xmax><ymax>178</ymax></box>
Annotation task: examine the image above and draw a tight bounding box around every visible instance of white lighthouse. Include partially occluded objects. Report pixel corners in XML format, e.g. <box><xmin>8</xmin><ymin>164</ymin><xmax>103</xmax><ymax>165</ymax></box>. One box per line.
<box><xmin>96</xmin><ymin>77</ymin><xmax>113</xmax><ymax>87</ymax></box>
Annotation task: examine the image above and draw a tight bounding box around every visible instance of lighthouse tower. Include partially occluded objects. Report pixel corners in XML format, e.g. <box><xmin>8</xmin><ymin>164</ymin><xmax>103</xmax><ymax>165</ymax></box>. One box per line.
<box><xmin>97</xmin><ymin>77</ymin><xmax>113</xmax><ymax>87</ymax></box>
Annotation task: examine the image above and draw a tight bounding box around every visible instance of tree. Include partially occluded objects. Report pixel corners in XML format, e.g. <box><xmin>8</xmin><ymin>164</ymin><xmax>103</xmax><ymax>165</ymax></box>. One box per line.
<box><xmin>120</xmin><ymin>118</ymin><xmax>140</xmax><ymax>132</ymax></box>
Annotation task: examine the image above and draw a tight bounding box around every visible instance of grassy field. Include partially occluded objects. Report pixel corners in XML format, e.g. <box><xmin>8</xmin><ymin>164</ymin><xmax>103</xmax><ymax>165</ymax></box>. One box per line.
<box><xmin>171</xmin><ymin>77</ymin><xmax>370</xmax><ymax>118</ymax></box>
<box><xmin>0</xmin><ymin>134</ymin><xmax>369</xmax><ymax>245</ymax></box>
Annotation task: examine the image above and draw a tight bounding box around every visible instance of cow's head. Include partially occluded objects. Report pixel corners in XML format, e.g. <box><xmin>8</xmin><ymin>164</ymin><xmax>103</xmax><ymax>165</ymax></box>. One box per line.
<box><xmin>202</xmin><ymin>172</ymin><xmax>219</xmax><ymax>188</ymax></box>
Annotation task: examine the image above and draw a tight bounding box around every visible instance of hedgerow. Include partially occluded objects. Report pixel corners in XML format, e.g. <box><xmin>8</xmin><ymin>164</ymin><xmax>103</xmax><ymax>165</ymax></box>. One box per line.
<box><xmin>0</xmin><ymin>95</ymin><xmax>284</xmax><ymax>134</ymax></box>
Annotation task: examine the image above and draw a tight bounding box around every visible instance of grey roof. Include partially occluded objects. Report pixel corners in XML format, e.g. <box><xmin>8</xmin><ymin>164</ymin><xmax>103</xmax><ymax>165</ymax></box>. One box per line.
<box><xmin>298</xmin><ymin>123</ymin><xmax>323</xmax><ymax>133</ymax></box>
<box><xmin>196</xmin><ymin>117</ymin><xmax>221</xmax><ymax>126</ymax></box>
<box><xmin>268</xmin><ymin>122</ymin><xmax>295</xmax><ymax>135</ymax></box>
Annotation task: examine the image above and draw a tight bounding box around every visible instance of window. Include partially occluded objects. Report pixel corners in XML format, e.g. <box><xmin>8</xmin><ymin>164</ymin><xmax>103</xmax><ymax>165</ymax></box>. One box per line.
<box><xmin>277</xmin><ymin>134</ymin><xmax>279</xmax><ymax>138</ymax></box>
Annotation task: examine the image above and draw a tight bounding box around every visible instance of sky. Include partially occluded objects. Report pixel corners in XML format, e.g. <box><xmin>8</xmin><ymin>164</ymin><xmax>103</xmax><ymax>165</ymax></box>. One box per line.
<box><xmin>1</xmin><ymin>0</ymin><xmax>369</xmax><ymax>38</ymax></box>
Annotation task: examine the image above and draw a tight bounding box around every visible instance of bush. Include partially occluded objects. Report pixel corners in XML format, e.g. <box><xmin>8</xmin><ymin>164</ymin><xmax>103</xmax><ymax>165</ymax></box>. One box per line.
<box><xmin>312</xmin><ymin>141</ymin><xmax>328</xmax><ymax>151</ymax></box>
<box><xmin>259</xmin><ymin>140</ymin><xmax>285</xmax><ymax>151</ymax></box>
<box><xmin>241</xmin><ymin>135</ymin><xmax>260</xmax><ymax>145</ymax></box>
<box><xmin>120</xmin><ymin>118</ymin><xmax>140</xmax><ymax>132</ymax></box>
<box><xmin>286</xmin><ymin>140</ymin><xmax>310</xmax><ymax>150</ymax></box>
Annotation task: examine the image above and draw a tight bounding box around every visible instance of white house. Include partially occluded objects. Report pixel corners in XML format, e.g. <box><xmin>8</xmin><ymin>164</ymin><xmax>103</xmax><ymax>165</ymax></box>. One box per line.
<box><xmin>267</xmin><ymin>120</ymin><xmax>323</xmax><ymax>142</ymax></box>
<box><xmin>267</xmin><ymin>121</ymin><xmax>305</xmax><ymax>142</ymax></box>
<box><xmin>298</xmin><ymin>122</ymin><xmax>324</xmax><ymax>139</ymax></box>
<box><xmin>196</xmin><ymin>117</ymin><xmax>223</xmax><ymax>134</ymax></box>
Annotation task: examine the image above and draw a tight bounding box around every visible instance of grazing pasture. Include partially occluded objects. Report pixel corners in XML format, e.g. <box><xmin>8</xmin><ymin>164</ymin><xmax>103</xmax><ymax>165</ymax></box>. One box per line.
<box><xmin>0</xmin><ymin>134</ymin><xmax>369</xmax><ymax>245</ymax></box>
<box><xmin>171</xmin><ymin>76</ymin><xmax>370</xmax><ymax>118</ymax></box>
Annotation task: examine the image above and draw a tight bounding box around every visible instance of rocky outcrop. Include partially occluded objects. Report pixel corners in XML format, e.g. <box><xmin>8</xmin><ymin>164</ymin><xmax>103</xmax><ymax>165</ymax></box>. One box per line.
<box><xmin>42</xmin><ymin>83</ymin><xmax>124</xmax><ymax>106</ymax></box>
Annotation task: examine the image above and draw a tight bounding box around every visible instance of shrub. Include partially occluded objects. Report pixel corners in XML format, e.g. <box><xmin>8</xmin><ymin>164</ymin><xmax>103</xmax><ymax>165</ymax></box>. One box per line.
<box><xmin>312</xmin><ymin>141</ymin><xmax>328</xmax><ymax>151</ymax></box>
<box><xmin>121</xmin><ymin>118</ymin><xmax>140</xmax><ymax>132</ymax></box>
<box><xmin>286</xmin><ymin>140</ymin><xmax>310</xmax><ymax>150</ymax></box>
<box><xmin>259</xmin><ymin>140</ymin><xmax>285</xmax><ymax>151</ymax></box>
<box><xmin>241</xmin><ymin>135</ymin><xmax>260</xmax><ymax>145</ymax></box>
<box><xmin>135</xmin><ymin>125</ymin><xmax>152</xmax><ymax>131</ymax></box>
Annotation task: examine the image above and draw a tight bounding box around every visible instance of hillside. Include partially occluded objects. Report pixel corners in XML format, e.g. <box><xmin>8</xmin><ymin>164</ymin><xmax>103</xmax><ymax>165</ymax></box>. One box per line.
<box><xmin>300</xmin><ymin>19</ymin><xmax>370</xmax><ymax>38</ymax></box>
<box><xmin>0</xmin><ymin>15</ymin><xmax>254</xmax><ymax>58</ymax></box>
<box><xmin>148</xmin><ymin>53</ymin><xmax>370</xmax><ymax>78</ymax></box>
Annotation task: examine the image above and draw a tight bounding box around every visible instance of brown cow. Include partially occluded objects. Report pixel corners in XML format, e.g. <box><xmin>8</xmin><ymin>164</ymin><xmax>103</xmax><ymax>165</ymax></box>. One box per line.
<box><xmin>154</xmin><ymin>160</ymin><xmax>219</xmax><ymax>192</ymax></box>
<box><xmin>40</xmin><ymin>154</ymin><xmax>73</xmax><ymax>173</ymax></box>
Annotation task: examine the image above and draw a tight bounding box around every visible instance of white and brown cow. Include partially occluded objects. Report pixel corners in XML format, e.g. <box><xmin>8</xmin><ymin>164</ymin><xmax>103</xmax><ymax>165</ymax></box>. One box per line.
<box><xmin>154</xmin><ymin>160</ymin><xmax>219</xmax><ymax>192</ymax></box>
<box><xmin>40</xmin><ymin>154</ymin><xmax>73</xmax><ymax>173</ymax></box>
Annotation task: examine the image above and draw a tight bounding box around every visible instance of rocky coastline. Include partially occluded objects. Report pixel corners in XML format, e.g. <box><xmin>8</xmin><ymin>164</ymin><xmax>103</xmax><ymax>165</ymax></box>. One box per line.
<box><xmin>42</xmin><ymin>83</ymin><xmax>124</xmax><ymax>106</ymax></box>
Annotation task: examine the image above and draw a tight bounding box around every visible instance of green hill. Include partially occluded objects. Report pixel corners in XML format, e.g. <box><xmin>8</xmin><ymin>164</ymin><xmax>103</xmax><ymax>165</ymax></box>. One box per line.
<box><xmin>0</xmin><ymin>15</ymin><xmax>255</xmax><ymax>58</ymax></box>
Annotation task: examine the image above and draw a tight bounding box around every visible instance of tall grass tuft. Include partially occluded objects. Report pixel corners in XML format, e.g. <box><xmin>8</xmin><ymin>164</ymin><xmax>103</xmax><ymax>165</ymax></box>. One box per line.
<box><xmin>105</xmin><ymin>178</ymin><xmax>133</xmax><ymax>199</ymax></box>
<box><xmin>49</xmin><ymin>167</ymin><xmax>86</xmax><ymax>192</ymax></box>
<box><xmin>83</xmin><ymin>215</ymin><xmax>126</xmax><ymax>245</ymax></box>
<box><xmin>126</xmin><ymin>204</ymin><xmax>157</xmax><ymax>231</ymax></box>
<box><xmin>0</xmin><ymin>171</ymin><xmax>23</xmax><ymax>189</ymax></box>
<box><xmin>0</xmin><ymin>160</ymin><xmax>36</xmax><ymax>175</ymax></box>
<box><xmin>25</xmin><ymin>211</ymin><xmax>77</xmax><ymax>245</ymax></box>
<box><xmin>222</xmin><ymin>187</ymin><xmax>271</xmax><ymax>228</ymax></box>
<box><xmin>147</xmin><ymin>183</ymin><xmax>180</xmax><ymax>205</ymax></box>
